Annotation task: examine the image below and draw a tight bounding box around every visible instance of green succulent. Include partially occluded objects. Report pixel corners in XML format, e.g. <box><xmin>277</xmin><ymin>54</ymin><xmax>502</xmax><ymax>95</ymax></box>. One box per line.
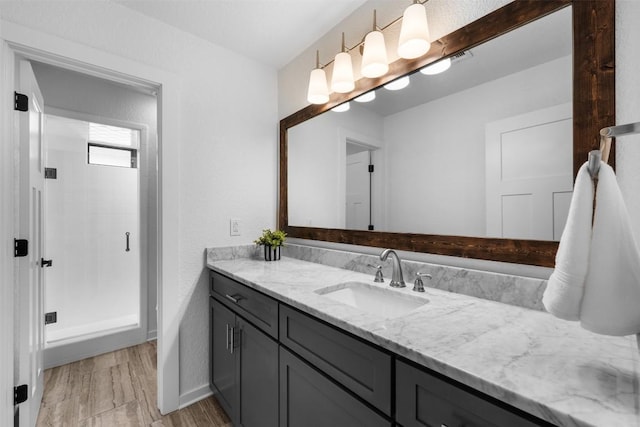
<box><xmin>254</xmin><ymin>229</ymin><xmax>287</xmax><ymax>247</ymax></box>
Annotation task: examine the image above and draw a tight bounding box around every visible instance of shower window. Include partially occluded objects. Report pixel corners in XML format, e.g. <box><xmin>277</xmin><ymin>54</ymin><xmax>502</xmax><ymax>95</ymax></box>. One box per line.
<box><xmin>89</xmin><ymin>122</ymin><xmax>138</xmax><ymax>147</ymax></box>
<box><xmin>88</xmin><ymin>143</ymin><xmax>138</xmax><ymax>168</ymax></box>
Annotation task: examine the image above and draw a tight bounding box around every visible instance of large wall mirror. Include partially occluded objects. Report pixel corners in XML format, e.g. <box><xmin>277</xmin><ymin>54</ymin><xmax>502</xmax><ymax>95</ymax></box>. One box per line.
<box><xmin>279</xmin><ymin>0</ymin><xmax>614</xmax><ymax>267</ymax></box>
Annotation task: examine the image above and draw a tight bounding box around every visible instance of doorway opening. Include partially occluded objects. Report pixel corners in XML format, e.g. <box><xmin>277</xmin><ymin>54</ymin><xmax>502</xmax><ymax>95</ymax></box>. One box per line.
<box><xmin>25</xmin><ymin>58</ymin><xmax>160</xmax><ymax>370</ymax></box>
<box><xmin>4</xmin><ymin>28</ymin><xmax>180</xmax><ymax>418</ymax></box>
<box><xmin>345</xmin><ymin>141</ymin><xmax>375</xmax><ymax>231</ymax></box>
<box><xmin>43</xmin><ymin>115</ymin><xmax>149</xmax><ymax>360</ymax></box>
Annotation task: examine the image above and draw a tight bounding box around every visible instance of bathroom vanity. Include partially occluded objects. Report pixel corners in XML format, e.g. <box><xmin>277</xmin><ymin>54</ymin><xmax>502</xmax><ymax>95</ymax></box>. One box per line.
<box><xmin>207</xmin><ymin>247</ymin><xmax>640</xmax><ymax>427</ymax></box>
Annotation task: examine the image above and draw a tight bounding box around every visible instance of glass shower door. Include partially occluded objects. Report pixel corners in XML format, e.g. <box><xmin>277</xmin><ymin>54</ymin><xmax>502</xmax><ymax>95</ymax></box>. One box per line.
<box><xmin>44</xmin><ymin>115</ymin><xmax>140</xmax><ymax>346</ymax></box>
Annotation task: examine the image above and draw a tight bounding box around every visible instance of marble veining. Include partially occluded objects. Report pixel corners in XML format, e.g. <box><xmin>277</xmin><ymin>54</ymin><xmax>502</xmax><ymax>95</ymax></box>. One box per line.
<box><xmin>282</xmin><ymin>243</ymin><xmax>548</xmax><ymax>310</ymax></box>
<box><xmin>206</xmin><ymin>247</ymin><xmax>640</xmax><ymax>427</ymax></box>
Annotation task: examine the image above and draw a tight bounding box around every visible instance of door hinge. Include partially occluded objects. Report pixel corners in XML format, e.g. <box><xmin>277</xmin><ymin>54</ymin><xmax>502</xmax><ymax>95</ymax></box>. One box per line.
<box><xmin>45</xmin><ymin>311</ymin><xmax>57</xmax><ymax>325</ymax></box>
<box><xmin>14</xmin><ymin>385</ymin><xmax>28</xmax><ymax>405</ymax></box>
<box><xmin>368</xmin><ymin>164</ymin><xmax>374</xmax><ymax>173</ymax></box>
<box><xmin>14</xmin><ymin>239</ymin><xmax>28</xmax><ymax>257</ymax></box>
<box><xmin>45</xmin><ymin>168</ymin><xmax>57</xmax><ymax>179</ymax></box>
<box><xmin>14</xmin><ymin>92</ymin><xmax>28</xmax><ymax>112</ymax></box>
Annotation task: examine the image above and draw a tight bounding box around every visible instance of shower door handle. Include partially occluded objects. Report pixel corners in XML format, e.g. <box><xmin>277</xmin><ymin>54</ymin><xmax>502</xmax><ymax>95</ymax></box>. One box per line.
<box><xmin>125</xmin><ymin>232</ymin><xmax>130</xmax><ymax>252</ymax></box>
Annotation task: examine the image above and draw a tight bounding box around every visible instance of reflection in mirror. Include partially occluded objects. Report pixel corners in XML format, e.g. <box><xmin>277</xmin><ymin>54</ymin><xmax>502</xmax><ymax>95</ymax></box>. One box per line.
<box><xmin>288</xmin><ymin>7</ymin><xmax>572</xmax><ymax>241</ymax></box>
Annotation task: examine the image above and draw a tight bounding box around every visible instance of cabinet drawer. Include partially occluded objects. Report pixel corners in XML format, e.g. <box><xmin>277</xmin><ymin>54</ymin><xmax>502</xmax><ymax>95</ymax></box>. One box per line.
<box><xmin>280</xmin><ymin>305</ymin><xmax>392</xmax><ymax>415</ymax></box>
<box><xmin>210</xmin><ymin>270</ymin><xmax>278</xmax><ymax>338</ymax></box>
<box><xmin>280</xmin><ymin>347</ymin><xmax>391</xmax><ymax>427</ymax></box>
<box><xmin>396</xmin><ymin>360</ymin><xmax>546</xmax><ymax>427</ymax></box>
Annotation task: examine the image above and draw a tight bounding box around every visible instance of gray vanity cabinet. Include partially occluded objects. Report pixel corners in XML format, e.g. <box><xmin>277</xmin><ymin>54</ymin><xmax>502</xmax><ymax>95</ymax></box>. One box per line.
<box><xmin>210</xmin><ymin>269</ymin><xmax>551</xmax><ymax>427</ymax></box>
<box><xmin>209</xmin><ymin>272</ymin><xmax>278</xmax><ymax>427</ymax></box>
<box><xmin>396</xmin><ymin>360</ymin><xmax>544</xmax><ymax>427</ymax></box>
<box><xmin>280</xmin><ymin>347</ymin><xmax>391</xmax><ymax>427</ymax></box>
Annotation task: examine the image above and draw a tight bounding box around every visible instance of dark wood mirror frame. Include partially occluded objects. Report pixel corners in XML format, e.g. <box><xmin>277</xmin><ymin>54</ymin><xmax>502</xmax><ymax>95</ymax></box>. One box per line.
<box><xmin>279</xmin><ymin>0</ymin><xmax>614</xmax><ymax>267</ymax></box>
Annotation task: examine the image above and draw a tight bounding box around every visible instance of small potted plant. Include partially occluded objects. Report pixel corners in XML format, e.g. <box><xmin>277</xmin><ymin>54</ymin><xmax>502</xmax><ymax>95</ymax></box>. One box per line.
<box><xmin>254</xmin><ymin>229</ymin><xmax>286</xmax><ymax>261</ymax></box>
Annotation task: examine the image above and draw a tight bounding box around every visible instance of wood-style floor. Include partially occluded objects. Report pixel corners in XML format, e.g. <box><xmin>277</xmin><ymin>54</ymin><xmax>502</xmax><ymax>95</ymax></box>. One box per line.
<box><xmin>36</xmin><ymin>341</ymin><xmax>232</xmax><ymax>427</ymax></box>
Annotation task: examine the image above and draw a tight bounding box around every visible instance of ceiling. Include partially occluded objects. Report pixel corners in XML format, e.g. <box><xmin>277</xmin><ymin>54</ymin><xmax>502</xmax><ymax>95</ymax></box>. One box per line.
<box><xmin>114</xmin><ymin>0</ymin><xmax>368</xmax><ymax>69</ymax></box>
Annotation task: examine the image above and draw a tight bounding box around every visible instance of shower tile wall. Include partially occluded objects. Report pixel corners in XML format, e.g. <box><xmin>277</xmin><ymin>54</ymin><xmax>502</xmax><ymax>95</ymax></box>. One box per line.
<box><xmin>44</xmin><ymin>115</ymin><xmax>139</xmax><ymax>344</ymax></box>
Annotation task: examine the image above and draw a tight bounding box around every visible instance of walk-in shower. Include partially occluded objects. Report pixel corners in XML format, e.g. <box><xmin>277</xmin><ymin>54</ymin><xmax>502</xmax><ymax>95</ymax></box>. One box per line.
<box><xmin>43</xmin><ymin>115</ymin><xmax>145</xmax><ymax>364</ymax></box>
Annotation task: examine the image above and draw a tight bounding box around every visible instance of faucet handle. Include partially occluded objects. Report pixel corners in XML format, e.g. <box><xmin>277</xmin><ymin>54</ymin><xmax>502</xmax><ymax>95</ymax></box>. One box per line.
<box><xmin>413</xmin><ymin>272</ymin><xmax>432</xmax><ymax>292</ymax></box>
<box><xmin>367</xmin><ymin>264</ymin><xmax>385</xmax><ymax>283</ymax></box>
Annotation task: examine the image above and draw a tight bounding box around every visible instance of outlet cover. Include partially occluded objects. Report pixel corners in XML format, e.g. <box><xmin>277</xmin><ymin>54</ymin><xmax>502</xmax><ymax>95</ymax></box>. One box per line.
<box><xmin>230</xmin><ymin>219</ymin><xmax>241</xmax><ymax>236</ymax></box>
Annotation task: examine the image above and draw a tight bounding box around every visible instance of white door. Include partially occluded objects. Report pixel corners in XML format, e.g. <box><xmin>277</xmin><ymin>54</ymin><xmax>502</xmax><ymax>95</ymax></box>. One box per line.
<box><xmin>485</xmin><ymin>103</ymin><xmax>573</xmax><ymax>241</ymax></box>
<box><xmin>15</xmin><ymin>60</ymin><xmax>46</xmax><ymax>427</ymax></box>
<box><xmin>346</xmin><ymin>149</ymin><xmax>371</xmax><ymax>230</ymax></box>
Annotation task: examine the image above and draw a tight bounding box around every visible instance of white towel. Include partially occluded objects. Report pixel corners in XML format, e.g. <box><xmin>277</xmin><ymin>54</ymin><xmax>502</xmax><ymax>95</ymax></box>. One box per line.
<box><xmin>580</xmin><ymin>163</ymin><xmax>640</xmax><ymax>335</ymax></box>
<box><xmin>542</xmin><ymin>162</ymin><xmax>594</xmax><ymax>320</ymax></box>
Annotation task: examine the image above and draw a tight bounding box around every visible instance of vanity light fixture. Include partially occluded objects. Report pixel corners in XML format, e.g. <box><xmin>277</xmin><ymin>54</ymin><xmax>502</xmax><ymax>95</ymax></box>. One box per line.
<box><xmin>307</xmin><ymin>50</ymin><xmax>330</xmax><ymax>104</ymax></box>
<box><xmin>354</xmin><ymin>91</ymin><xmax>376</xmax><ymax>103</ymax></box>
<box><xmin>419</xmin><ymin>57</ymin><xmax>451</xmax><ymax>75</ymax></box>
<box><xmin>305</xmin><ymin>0</ymin><xmax>432</xmax><ymax>105</ymax></box>
<box><xmin>361</xmin><ymin>10</ymin><xmax>389</xmax><ymax>78</ymax></box>
<box><xmin>384</xmin><ymin>76</ymin><xmax>410</xmax><ymax>91</ymax></box>
<box><xmin>398</xmin><ymin>1</ymin><xmax>431</xmax><ymax>59</ymax></box>
<box><xmin>331</xmin><ymin>33</ymin><xmax>355</xmax><ymax>93</ymax></box>
<box><xmin>331</xmin><ymin>102</ymin><xmax>350</xmax><ymax>112</ymax></box>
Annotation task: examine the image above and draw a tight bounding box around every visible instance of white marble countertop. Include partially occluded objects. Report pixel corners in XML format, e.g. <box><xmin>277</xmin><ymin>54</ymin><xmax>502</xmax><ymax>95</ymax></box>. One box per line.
<box><xmin>207</xmin><ymin>256</ymin><xmax>640</xmax><ymax>427</ymax></box>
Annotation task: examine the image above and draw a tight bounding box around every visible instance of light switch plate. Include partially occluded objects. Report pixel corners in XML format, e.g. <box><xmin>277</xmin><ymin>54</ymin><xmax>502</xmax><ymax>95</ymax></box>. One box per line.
<box><xmin>230</xmin><ymin>219</ymin><xmax>241</xmax><ymax>236</ymax></box>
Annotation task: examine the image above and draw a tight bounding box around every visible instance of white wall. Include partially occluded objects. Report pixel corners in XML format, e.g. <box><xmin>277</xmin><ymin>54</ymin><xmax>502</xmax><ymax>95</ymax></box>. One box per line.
<box><xmin>616</xmin><ymin>1</ymin><xmax>640</xmax><ymax>250</ymax></box>
<box><xmin>383</xmin><ymin>56</ymin><xmax>571</xmax><ymax>235</ymax></box>
<box><xmin>288</xmin><ymin>104</ymin><xmax>383</xmax><ymax>228</ymax></box>
<box><xmin>0</xmin><ymin>15</ymin><xmax>16</xmax><ymax>427</ymax></box>
<box><xmin>31</xmin><ymin>61</ymin><xmax>159</xmax><ymax>339</ymax></box>
<box><xmin>1</xmin><ymin>0</ymin><xmax>278</xmax><ymax>406</ymax></box>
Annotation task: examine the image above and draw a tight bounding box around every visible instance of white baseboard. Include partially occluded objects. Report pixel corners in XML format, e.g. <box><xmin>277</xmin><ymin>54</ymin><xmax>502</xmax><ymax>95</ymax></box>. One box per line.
<box><xmin>179</xmin><ymin>383</ymin><xmax>213</xmax><ymax>409</ymax></box>
<box><xmin>147</xmin><ymin>329</ymin><xmax>157</xmax><ymax>341</ymax></box>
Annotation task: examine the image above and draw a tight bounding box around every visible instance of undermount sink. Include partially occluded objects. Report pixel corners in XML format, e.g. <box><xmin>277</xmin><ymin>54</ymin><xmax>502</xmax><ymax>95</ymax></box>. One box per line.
<box><xmin>315</xmin><ymin>281</ymin><xmax>428</xmax><ymax>318</ymax></box>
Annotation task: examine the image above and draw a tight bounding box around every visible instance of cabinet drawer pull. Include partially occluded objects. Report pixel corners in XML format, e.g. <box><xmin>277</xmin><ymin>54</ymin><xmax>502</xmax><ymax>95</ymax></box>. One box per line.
<box><xmin>225</xmin><ymin>294</ymin><xmax>244</xmax><ymax>304</ymax></box>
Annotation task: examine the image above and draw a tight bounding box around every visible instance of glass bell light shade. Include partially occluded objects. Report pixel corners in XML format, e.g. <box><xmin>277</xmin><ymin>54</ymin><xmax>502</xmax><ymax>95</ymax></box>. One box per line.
<box><xmin>361</xmin><ymin>30</ymin><xmax>389</xmax><ymax>78</ymax></box>
<box><xmin>307</xmin><ymin>68</ymin><xmax>329</xmax><ymax>104</ymax></box>
<box><xmin>419</xmin><ymin>57</ymin><xmax>451</xmax><ymax>75</ymax></box>
<box><xmin>331</xmin><ymin>51</ymin><xmax>355</xmax><ymax>93</ymax></box>
<box><xmin>398</xmin><ymin>3</ymin><xmax>431</xmax><ymax>59</ymax></box>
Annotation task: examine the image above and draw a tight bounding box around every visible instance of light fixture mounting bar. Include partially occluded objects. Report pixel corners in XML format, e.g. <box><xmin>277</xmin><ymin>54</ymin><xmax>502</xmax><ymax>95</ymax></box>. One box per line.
<box><xmin>308</xmin><ymin>0</ymin><xmax>431</xmax><ymax>77</ymax></box>
<box><xmin>341</xmin><ymin>0</ymin><xmax>430</xmax><ymax>54</ymax></box>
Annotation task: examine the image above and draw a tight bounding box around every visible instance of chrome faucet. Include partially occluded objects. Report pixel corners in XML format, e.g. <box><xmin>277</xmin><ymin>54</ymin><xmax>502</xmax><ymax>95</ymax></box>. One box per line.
<box><xmin>380</xmin><ymin>249</ymin><xmax>405</xmax><ymax>288</ymax></box>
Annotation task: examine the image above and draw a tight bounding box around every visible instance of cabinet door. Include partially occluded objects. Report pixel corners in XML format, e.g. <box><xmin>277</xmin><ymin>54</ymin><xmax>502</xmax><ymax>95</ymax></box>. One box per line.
<box><xmin>210</xmin><ymin>298</ymin><xmax>237</xmax><ymax>420</ymax></box>
<box><xmin>238</xmin><ymin>317</ymin><xmax>278</xmax><ymax>427</ymax></box>
<box><xmin>280</xmin><ymin>347</ymin><xmax>391</xmax><ymax>427</ymax></box>
<box><xmin>280</xmin><ymin>305</ymin><xmax>391</xmax><ymax>414</ymax></box>
<box><xmin>396</xmin><ymin>360</ymin><xmax>543</xmax><ymax>427</ymax></box>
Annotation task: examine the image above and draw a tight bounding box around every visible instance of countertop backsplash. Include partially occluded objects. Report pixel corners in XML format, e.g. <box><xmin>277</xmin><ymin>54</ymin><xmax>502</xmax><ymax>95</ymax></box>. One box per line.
<box><xmin>206</xmin><ymin>243</ymin><xmax>547</xmax><ymax>311</ymax></box>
